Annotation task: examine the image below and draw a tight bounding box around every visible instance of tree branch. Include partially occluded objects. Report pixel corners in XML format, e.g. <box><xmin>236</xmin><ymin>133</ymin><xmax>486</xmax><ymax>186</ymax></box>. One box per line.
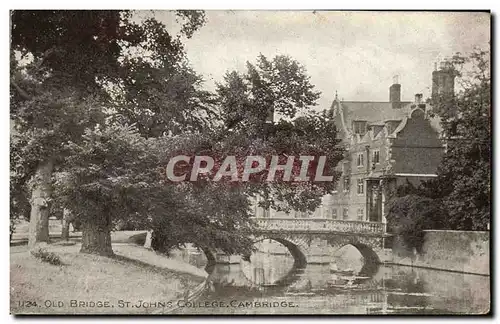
<box><xmin>10</xmin><ymin>79</ymin><xmax>31</xmax><ymax>100</ymax></box>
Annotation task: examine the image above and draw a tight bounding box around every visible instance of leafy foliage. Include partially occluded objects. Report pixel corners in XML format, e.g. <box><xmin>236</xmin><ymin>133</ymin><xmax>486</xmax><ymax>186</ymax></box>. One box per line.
<box><xmin>427</xmin><ymin>49</ymin><xmax>491</xmax><ymax>230</ymax></box>
<box><xmin>53</xmin><ymin>123</ymin><xmax>157</xmax><ymax>229</ymax></box>
<box><xmin>11</xmin><ymin>11</ymin><xmax>345</xmax><ymax>257</ymax></box>
<box><xmin>10</xmin><ymin>10</ymin><xmax>209</xmax><ymax>251</ymax></box>
<box><xmin>145</xmin><ymin>54</ymin><xmax>344</xmax><ymax>255</ymax></box>
<box><xmin>217</xmin><ymin>54</ymin><xmax>321</xmax><ymax>130</ymax></box>
<box><xmin>213</xmin><ymin>54</ymin><xmax>343</xmax><ymax>212</ymax></box>
<box><xmin>388</xmin><ymin>49</ymin><xmax>491</xmax><ymax>240</ymax></box>
<box><xmin>386</xmin><ymin>189</ymin><xmax>448</xmax><ymax>252</ymax></box>
<box><xmin>150</xmin><ymin>181</ymin><xmax>256</xmax><ymax>257</ymax></box>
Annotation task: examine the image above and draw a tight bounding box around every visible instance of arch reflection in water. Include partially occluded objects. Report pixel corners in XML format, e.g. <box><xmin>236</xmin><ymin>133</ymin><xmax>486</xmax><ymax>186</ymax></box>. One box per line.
<box><xmin>241</xmin><ymin>239</ymin><xmax>301</xmax><ymax>287</ymax></box>
<box><xmin>168</xmin><ymin>244</ymin><xmax>489</xmax><ymax>314</ymax></box>
<box><xmin>331</xmin><ymin>244</ymin><xmax>380</xmax><ymax>277</ymax></box>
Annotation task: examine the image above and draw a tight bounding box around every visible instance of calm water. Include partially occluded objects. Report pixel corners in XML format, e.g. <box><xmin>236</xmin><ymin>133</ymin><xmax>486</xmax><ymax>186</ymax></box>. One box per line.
<box><xmin>171</xmin><ymin>243</ymin><xmax>490</xmax><ymax>315</ymax></box>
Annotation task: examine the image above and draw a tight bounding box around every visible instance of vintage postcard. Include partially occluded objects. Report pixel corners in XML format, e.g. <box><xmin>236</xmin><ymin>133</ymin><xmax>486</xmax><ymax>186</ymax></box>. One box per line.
<box><xmin>10</xmin><ymin>10</ymin><xmax>491</xmax><ymax>315</ymax></box>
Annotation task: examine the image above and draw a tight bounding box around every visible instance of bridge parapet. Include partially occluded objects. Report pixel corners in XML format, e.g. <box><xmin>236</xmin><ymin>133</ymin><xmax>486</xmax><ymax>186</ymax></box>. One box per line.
<box><xmin>254</xmin><ymin>218</ymin><xmax>385</xmax><ymax>234</ymax></box>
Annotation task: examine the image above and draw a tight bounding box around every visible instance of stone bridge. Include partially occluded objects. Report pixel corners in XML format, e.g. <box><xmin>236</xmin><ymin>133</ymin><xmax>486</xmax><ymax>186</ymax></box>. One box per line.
<box><xmin>206</xmin><ymin>218</ymin><xmax>391</xmax><ymax>275</ymax></box>
<box><xmin>251</xmin><ymin>218</ymin><xmax>390</xmax><ymax>273</ymax></box>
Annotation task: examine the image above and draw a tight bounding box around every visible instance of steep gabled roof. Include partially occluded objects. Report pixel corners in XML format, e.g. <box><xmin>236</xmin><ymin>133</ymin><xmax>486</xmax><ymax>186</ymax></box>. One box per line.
<box><xmin>338</xmin><ymin>101</ymin><xmax>413</xmax><ymax>125</ymax></box>
<box><xmin>330</xmin><ymin>97</ymin><xmax>444</xmax><ymax>144</ymax></box>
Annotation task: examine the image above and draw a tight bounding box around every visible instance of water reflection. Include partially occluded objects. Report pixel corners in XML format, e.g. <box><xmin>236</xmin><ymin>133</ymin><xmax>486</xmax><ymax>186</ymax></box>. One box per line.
<box><xmin>240</xmin><ymin>241</ymin><xmax>297</xmax><ymax>287</ymax></box>
<box><xmin>169</xmin><ymin>244</ymin><xmax>490</xmax><ymax>315</ymax></box>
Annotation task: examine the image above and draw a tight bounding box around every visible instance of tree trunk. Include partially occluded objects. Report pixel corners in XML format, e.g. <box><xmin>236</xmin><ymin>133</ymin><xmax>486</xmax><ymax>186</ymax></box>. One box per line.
<box><xmin>28</xmin><ymin>159</ymin><xmax>54</xmax><ymax>249</ymax></box>
<box><xmin>80</xmin><ymin>213</ymin><xmax>114</xmax><ymax>256</ymax></box>
<box><xmin>61</xmin><ymin>209</ymin><xmax>72</xmax><ymax>241</ymax></box>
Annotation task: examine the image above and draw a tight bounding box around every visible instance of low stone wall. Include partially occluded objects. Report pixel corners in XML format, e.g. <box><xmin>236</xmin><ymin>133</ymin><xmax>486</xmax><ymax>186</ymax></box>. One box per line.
<box><xmin>391</xmin><ymin>230</ymin><xmax>490</xmax><ymax>275</ymax></box>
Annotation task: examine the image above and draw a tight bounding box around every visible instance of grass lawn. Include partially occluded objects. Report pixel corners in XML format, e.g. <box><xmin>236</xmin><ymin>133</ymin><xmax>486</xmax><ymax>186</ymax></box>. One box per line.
<box><xmin>11</xmin><ymin>243</ymin><xmax>207</xmax><ymax>315</ymax></box>
<box><xmin>11</xmin><ymin>219</ymin><xmax>147</xmax><ymax>244</ymax></box>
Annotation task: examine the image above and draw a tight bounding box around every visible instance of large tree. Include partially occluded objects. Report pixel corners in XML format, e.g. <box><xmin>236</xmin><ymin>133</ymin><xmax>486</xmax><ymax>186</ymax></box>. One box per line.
<box><xmin>11</xmin><ymin>11</ymin><xmax>345</xmax><ymax>257</ymax></box>
<box><xmin>54</xmin><ymin>124</ymin><xmax>162</xmax><ymax>255</ymax></box>
<box><xmin>55</xmin><ymin>51</ymin><xmax>344</xmax><ymax>257</ymax></box>
<box><xmin>387</xmin><ymin>49</ymin><xmax>491</xmax><ymax>232</ymax></box>
<box><xmin>148</xmin><ymin>54</ymin><xmax>345</xmax><ymax>256</ymax></box>
<box><xmin>10</xmin><ymin>10</ymin><xmax>206</xmax><ymax>250</ymax></box>
<box><xmin>429</xmin><ymin>49</ymin><xmax>491</xmax><ymax>230</ymax></box>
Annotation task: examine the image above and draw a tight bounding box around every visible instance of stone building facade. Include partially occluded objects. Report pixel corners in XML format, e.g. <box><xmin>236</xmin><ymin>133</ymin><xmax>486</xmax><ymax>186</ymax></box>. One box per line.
<box><xmin>254</xmin><ymin>63</ymin><xmax>455</xmax><ymax>224</ymax></box>
<box><xmin>324</xmin><ymin>90</ymin><xmax>443</xmax><ymax>223</ymax></box>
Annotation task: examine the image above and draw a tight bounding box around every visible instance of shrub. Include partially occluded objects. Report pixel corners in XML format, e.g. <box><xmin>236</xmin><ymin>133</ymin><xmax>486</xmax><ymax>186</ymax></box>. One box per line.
<box><xmin>30</xmin><ymin>248</ymin><xmax>63</xmax><ymax>266</ymax></box>
<box><xmin>386</xmin><ymin>194</ymin><xmax>448</xmax><ymax>252</ymax></box>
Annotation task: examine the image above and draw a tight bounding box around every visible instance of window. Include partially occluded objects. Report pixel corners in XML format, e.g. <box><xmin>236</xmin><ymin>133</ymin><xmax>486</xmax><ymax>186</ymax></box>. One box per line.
<box><xmin>357</xmin><ymin>179</ymin><xmax>364</xmax><ymax>194</ymax></box>
<box><xmin>357</xmin><ymin>152</ymin><xmax>364</xmax><ymax>167</ymax></box>
<box><xmin>342</xmin><ymin>208</ymin><xmax>349</xmax><ymax>220</ymax></box>
<box><xmin>263</xmin><ymin>208</ymin><xmax>270</xmax><ymax>218</ymax></box>
<box><xmin>342</xmin><ymin>161</ymin><xmax>350</xmax><ymax>173</ymax></box>
<box><xmin>352</xmin><ymin>121</ymin><xmax>367</xmax><ymax>135</ymax></box>
<box><xmin>331</xmin><ymin>208</ymin><xmax>338</xmax><ymax>220</ymax></box>
<box><xmin>373</xmin><ymin>150</ymin><xmax>380</xmax><ymax>164</ymax></box>
<box><xmin>343</xmin><ymin>176</ymin><xmax>350</xmax><ymax>192</ymax></box>
<box><xmin>357</xmin><ymin>208</ymin><xmax>364</xmax><ymax>221</ymax></box>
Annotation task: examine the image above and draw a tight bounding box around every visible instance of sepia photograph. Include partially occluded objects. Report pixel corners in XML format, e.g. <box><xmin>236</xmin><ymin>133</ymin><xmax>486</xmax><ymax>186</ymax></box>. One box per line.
<box><xmin>9</xmin><ymin>10</ymin><xmax>491</xmax><ymax>316</ymax></box>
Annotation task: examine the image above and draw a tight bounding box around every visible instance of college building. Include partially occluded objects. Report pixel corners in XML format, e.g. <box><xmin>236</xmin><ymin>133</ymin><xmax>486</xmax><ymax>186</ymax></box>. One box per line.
<box><xmin>254</xmin><ymin>61</ymin><xmax>456</xmax><ymax>223</ymax></box>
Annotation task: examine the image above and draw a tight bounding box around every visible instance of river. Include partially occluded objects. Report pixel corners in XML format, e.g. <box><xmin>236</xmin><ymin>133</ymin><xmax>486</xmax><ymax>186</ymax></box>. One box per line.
<box><xmin>170</xmin><ymin>241</ymin><xmax>490</xmax><ymax>315</ymax></box>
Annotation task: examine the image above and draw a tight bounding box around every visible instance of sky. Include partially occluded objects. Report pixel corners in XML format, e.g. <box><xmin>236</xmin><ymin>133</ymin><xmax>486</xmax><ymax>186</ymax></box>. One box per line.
<box><xmin>161</xmin><ymin>11</ymin><xmax>491</xmax><ymax>110</ymax></box>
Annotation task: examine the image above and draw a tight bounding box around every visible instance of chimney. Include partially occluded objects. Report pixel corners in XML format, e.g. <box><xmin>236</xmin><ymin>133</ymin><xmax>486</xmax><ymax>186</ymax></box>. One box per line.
<box><xmin>414</xmin><ymin>93</ymin><xmax>423</xmax><ymax>103</ymax></box>
<box><xmin>432</xmin><ymin>58</ymin><xmax>456</xmax><ymax>100</ymax></box>
<box><xmin>389</xmin><ymin>75</ymin><xmax>401</xmax><ymax>108</ymax></box>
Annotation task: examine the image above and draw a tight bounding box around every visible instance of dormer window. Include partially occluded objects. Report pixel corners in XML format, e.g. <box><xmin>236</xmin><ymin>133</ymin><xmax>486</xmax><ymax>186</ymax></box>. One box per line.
<box><xmin>371</xmin><ymin>124</ymin><xmax>384</xmax><ymax>137</ymax></box>
<box><xmin>385</xmin><ymin>120</ymin><xmax>401</xmax><ymax>135</ymax></box>
<box><xmin>385</xmin><ymin>123</ymin><xmax>393</xmax><ymax>134</ymax></box>
<box><xmin>352</xmin><ymin>121</ymin><xmax>367</xmax><ymax>136</ymax></box>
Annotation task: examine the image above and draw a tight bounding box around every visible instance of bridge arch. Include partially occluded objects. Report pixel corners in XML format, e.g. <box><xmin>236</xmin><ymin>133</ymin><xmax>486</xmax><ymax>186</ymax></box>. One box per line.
<box><xmin>332</xmin><ymin>241</ymin><xmax>381</xmax><ymax>276</ymax></box>
<box><xmin>238</xmin><ymin>237</ymin><xmax>308</xmax><ymax>287</ymax></box>
<box><xmin>252</xmin><ymin>236</ymin><xmax>308</xmax><ymax>269</ymax></box>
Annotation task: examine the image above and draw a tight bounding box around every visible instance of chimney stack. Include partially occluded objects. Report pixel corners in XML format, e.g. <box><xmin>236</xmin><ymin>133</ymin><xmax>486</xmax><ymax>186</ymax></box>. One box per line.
<box><xmin>432</xmin><ymin>57</ymin><xmax>456</xmax><ymax>100</ymax></box>
<box><xmin>389</xmin><ymin>75</ymin><xmax>401</xmax><ymax>108</ymax></box>
<box><xmin>415</xmin><ymin>93</ymin><xmax>423</xmax><ymax>103</ymax></box>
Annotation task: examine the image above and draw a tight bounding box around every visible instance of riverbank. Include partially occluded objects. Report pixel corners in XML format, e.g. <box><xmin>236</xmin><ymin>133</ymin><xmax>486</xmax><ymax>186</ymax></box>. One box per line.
<box><xmin>10</xmin><ymin>243</ymin><xmax>207</xmax><ymax>315</ymax></box>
